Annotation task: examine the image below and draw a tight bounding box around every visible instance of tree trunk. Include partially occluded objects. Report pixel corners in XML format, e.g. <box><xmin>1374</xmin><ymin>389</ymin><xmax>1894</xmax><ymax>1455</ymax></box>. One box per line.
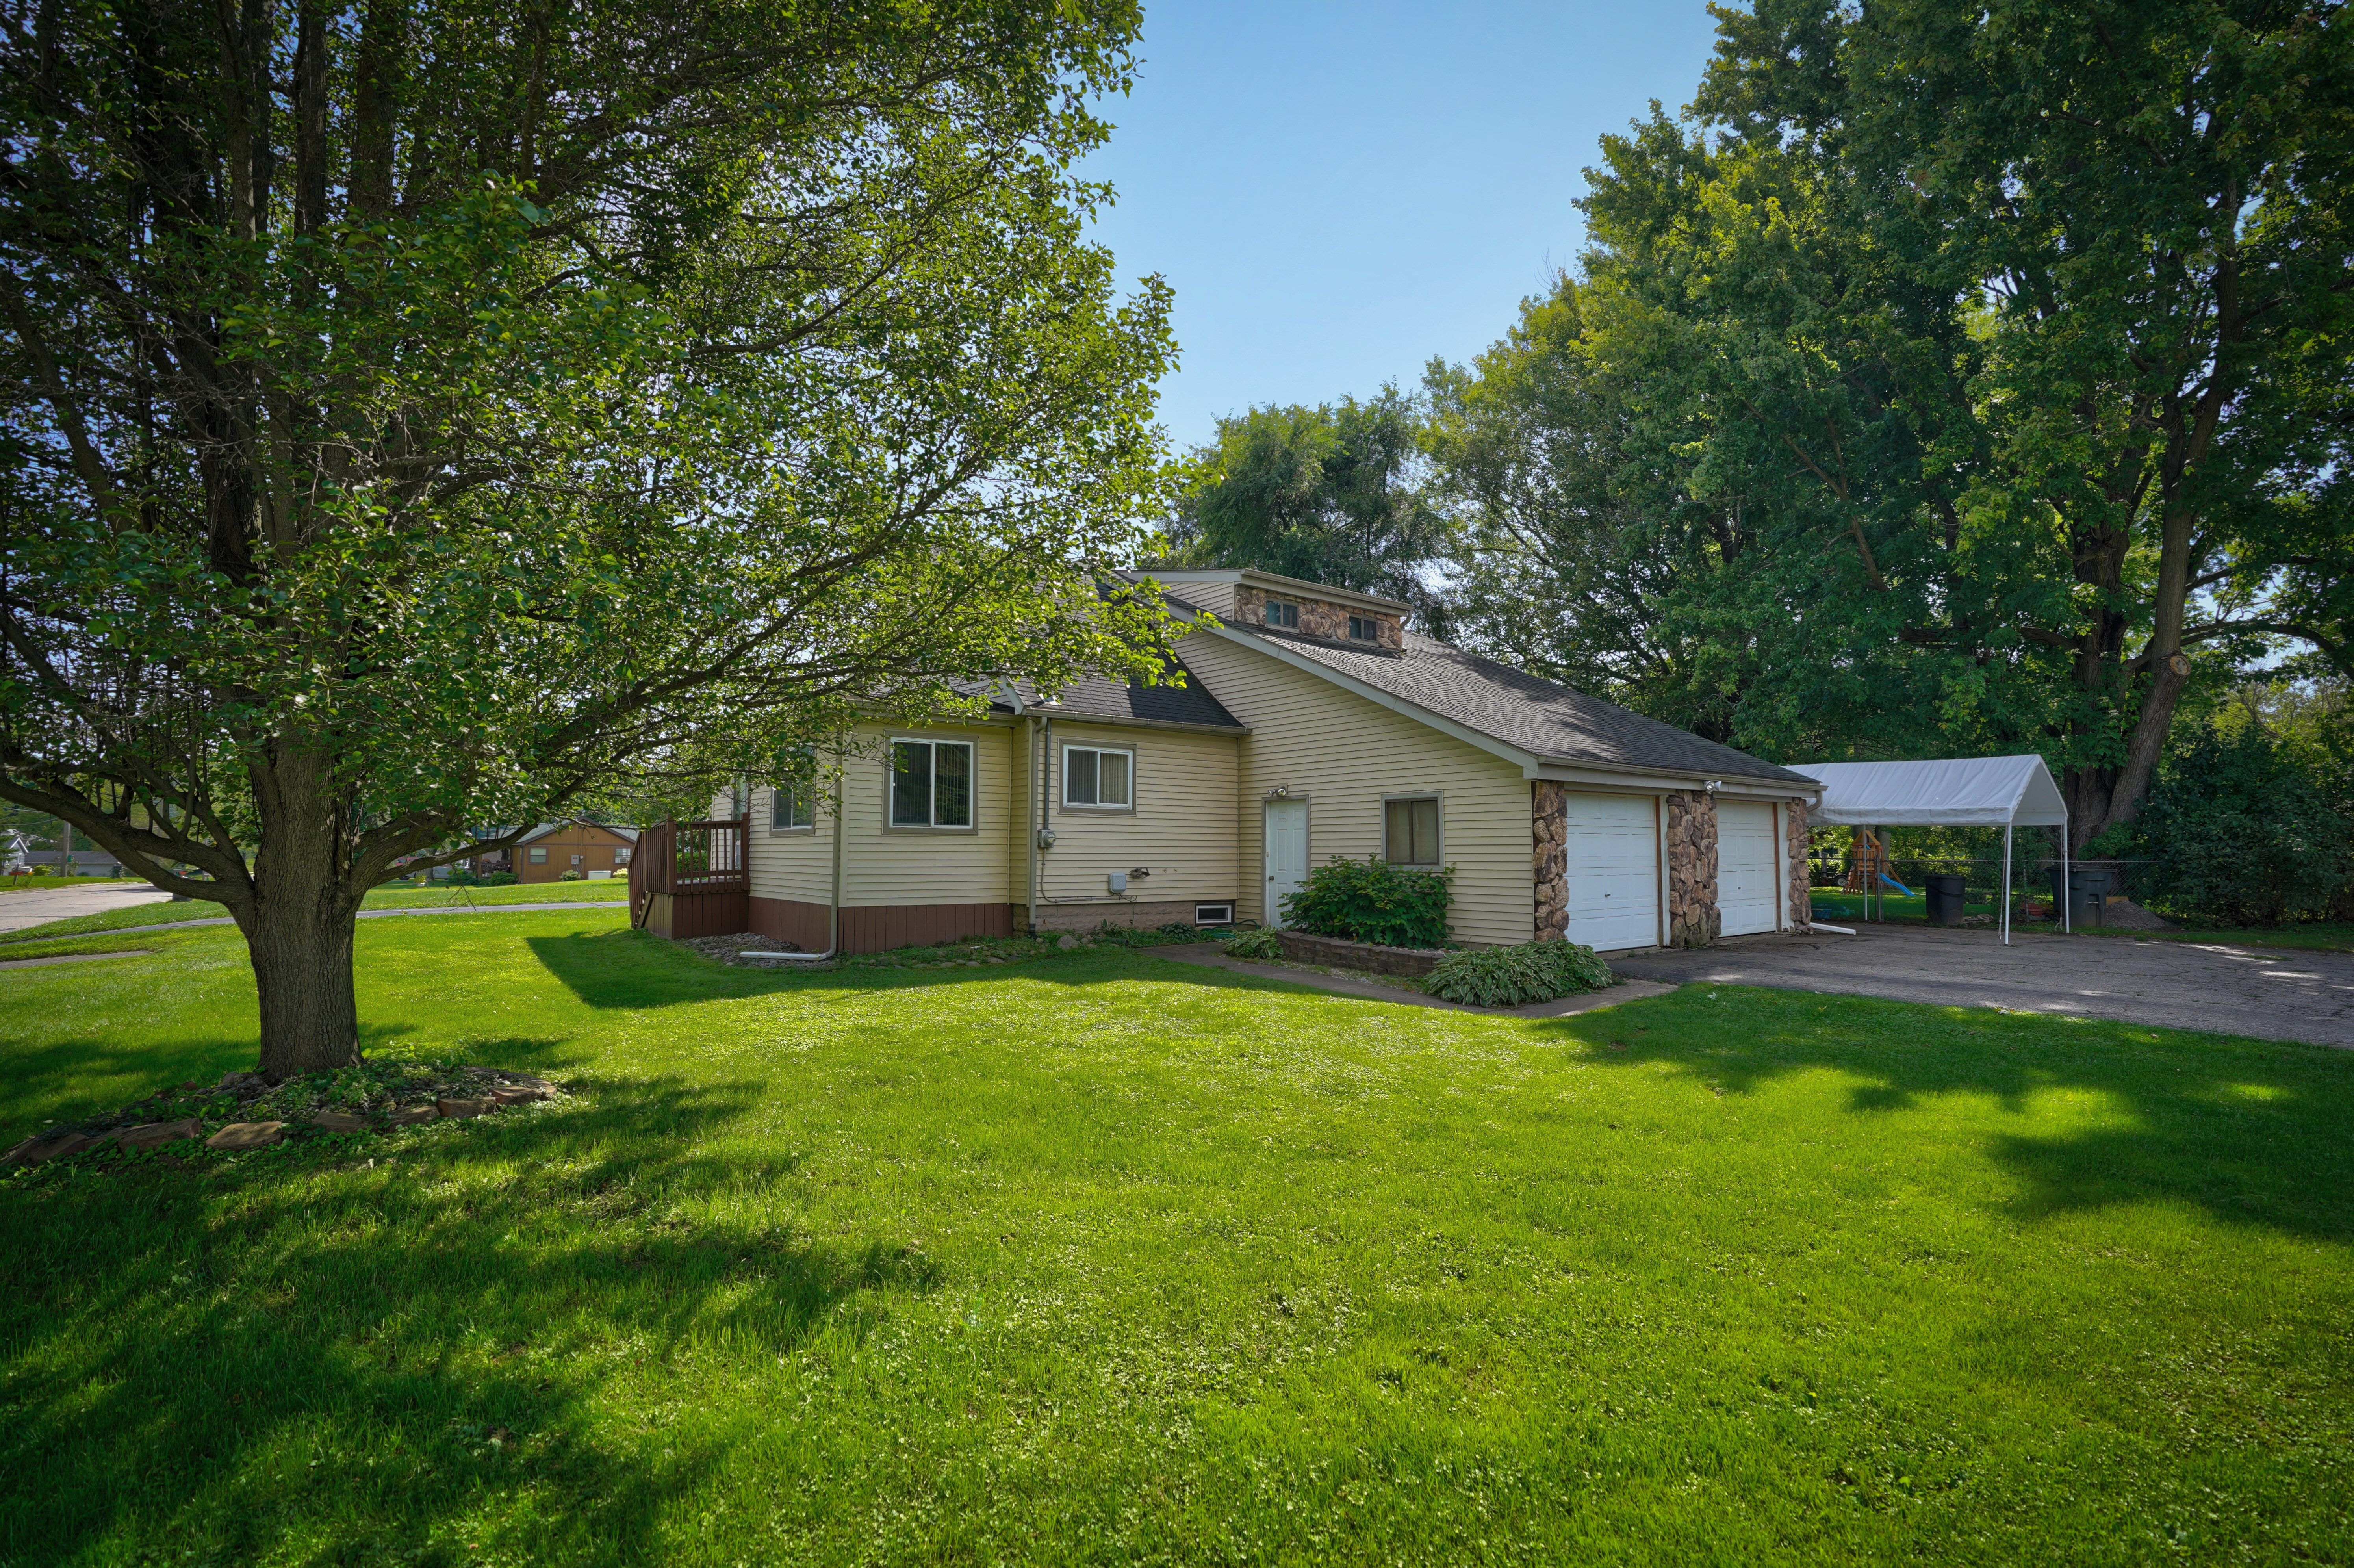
<box><xmin>245</xmin><ymin>896</ymin><xmax>362</xmax><ymax>1079</ymax></box>
<box><xmin>239</xmin><ymin>756</ymin><xmax>364</xmax><ymax>1079</ymax></box>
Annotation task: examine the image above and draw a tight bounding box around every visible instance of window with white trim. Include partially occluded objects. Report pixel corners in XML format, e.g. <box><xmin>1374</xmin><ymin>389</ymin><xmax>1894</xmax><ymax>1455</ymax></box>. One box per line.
<box><xmin>890</xmin><ymin>739</ymin><xmax>973</xmax><ymax>827</ymax></box>
<box><xmin>770</xmin><ymin>781</ymin><xmax>814</xmax><ymax>829</ymax></box>
<box><xmin>1265</xmin><ymin>599</ymin><xmax>1299</xmax><ymax>628</ymax></box>
<box><xmin>1383</xmin><ymin>797</ymin><xmax>1441</xmax><ymax>866</ymax></box>
<box><xmin>1062</xmin><ymin>745</ymin><xmax>1133</xmax><ymax>809</ymax></box>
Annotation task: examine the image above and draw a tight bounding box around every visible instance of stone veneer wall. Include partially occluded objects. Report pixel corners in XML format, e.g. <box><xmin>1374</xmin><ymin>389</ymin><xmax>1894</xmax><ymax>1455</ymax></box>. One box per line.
<box><xmin>1663</xmin><ymin>790</ymin><xmax>1720</xmax><ymax>948</ymax></box>
<box><xmin>1231</xmin><ymin>586</ymin><xmax>1404</xmax><ymax>649</ymax></box>
<box><xmin>1531</xmin><ymin>781</ymin><xmax>1567</xmax><ymax>940</ymax></box>
<box><xmin>1784</xmin><ymin>797</ymin><xmax>1812</xmax><ymax>930</ymax></box>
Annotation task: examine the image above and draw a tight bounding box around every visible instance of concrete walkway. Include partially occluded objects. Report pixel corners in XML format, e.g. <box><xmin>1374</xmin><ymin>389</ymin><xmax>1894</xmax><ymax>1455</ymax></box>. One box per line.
<box><xmin>0</xmin><ymin>882</ymin><xmax>169</xmax><ymax>935</ymax></box>
<box><xmin>1609</xmin><ymin>923</ymin><xmax>2354</xmax><ymax>1048</ymax></box>
<box><xmin>1153</xmin><ymin>943</ymin><xmax>1675</xmax><ymax>1018</ymax></box>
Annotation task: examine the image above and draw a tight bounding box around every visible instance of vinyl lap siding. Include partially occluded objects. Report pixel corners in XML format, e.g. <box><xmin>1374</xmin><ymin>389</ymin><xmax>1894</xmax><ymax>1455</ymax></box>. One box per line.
<box><xmin>1176</xmin><ymin>634</ymin><xmax>1533</xmax><ymax>946</ymax></box>
<box><xmin>1035</xmin><ymin>721</ymin><xmax>1241</xmax><ymax>905</ymax></box>
<box><xmin>745</xmin><ymin>723</ymin><xmax>1014</xmax><ymax>909</ymax></box>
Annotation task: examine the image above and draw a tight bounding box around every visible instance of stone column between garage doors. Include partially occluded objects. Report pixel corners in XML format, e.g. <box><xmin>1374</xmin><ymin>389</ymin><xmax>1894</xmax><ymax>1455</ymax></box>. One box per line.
<box><xmin>1663</xmin><ymin>789</ymin><xmax>1720</xmax><ymax>947</ymax></box>
<box><xmin>1785</xmin><ymin>796</ymin><xmax>1812</xmax><ymax>930</ymax></box>
<box><xmin>1531</xmin><ymin>782</ymin><xmax>1567</xmax><ymax>940</ymax></box>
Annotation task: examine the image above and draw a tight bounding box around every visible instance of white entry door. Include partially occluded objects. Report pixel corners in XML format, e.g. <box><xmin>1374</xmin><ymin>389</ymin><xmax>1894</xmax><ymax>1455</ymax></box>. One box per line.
<box><xmin>1264</xmin><ymin>798</ymin><xmax>1309</xmax><ymax>924</ymax></box>
<box><xmin>1563</xmin><ymin>793</ymin><xmax>1660</xmax><ymax>951</ymax></box>
<box><xmin>1718</xmin><ymin>800</ymin><xmax>1779</xmax><ymax>936</ymax></box>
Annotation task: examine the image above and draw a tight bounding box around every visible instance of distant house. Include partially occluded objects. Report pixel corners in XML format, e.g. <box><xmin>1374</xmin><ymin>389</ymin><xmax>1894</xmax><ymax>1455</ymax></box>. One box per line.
<box><xmin>473</xmin><ymin>820</ymin><xmax>638</xmax><ymax>882</ymax></box>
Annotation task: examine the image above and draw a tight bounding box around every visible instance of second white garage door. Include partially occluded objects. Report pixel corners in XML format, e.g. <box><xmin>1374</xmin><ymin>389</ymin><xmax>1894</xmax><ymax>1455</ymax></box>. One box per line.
<box><xmin>1563</xmin><ymin>793</ymin><xmax>1660</xmax><ymax>951</ymax></box>
<box><xmin>1717</xmin><ymin>800</ymin><xmax>1779</xmax><ymax>936</ymax></box>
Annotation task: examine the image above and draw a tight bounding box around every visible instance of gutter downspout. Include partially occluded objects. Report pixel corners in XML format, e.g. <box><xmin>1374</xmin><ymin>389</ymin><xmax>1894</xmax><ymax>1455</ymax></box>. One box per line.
<box><xmin>744</xmin><ymin>752</ymin><xmax>848</xmax><ymax>965</ymax></box>
<box><xmin>1025</xmin><ymin>715</ymin><xmax>1042</xmax><ymax>935</ymax></box>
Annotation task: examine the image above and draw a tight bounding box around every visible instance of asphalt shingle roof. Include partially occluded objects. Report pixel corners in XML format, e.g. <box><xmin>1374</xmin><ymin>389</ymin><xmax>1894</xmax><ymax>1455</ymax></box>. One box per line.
<box><xmin>965</xmin><ymin>660</ymin><xmax>1245</xmax><ymax>732</ymax></box>
<box><xmin>1203</xmin><ymin>614</ymin><xmax>1811</xmax><ymax>786</ymax></box>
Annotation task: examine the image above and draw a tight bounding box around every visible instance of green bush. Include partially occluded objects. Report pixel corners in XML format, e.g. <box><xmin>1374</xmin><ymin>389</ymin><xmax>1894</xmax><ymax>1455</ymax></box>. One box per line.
<box><xmin>1278</xmin><ymin>857</ymin><xmax>1451</xmax><ymax>948</ymax></box>
<box><xmin>1426</xmin><ymin>939</ymin><xmax>1615</xmax><ymax>1007</ymax></box>
<box><xmin>446</xmin><ymin>868</ymin><xmax>483</xmax><ymax>887</ymax></box>
<box><xmin>483</xmin><ymin>871</ymin><xmax>518</xmax><ymax>887</ymax></box>
<box><xmin>558</xmin><ymin>868</ymin><xmax>586</xmax><ymax>882</ymax></box>
<box><xmin>1223</xmin><ymin>930</ymin><xmax>1284</xmax><ymax>960</ymax></box>
<box><xmin>2094</xmin><ymin>724</ymin><xmax>2350</xmax><ymax>926</ymax></box>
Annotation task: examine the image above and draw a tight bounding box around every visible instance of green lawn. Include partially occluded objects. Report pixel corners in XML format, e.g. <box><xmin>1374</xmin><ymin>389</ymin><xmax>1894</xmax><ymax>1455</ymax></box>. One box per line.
<box><xmin>0</xmin><ymin>876</ymin><xmax>142</xmax><ymax>894</ymax></box>
<box><xmin>3</xmin><ymin>914</ymin><xmax>2350</xmax><ymax>1565</ymax></box>
<box><xmin>0</xmin><ymin>877</ymin><xmax>630</xmax><ymax>947</ymax></box>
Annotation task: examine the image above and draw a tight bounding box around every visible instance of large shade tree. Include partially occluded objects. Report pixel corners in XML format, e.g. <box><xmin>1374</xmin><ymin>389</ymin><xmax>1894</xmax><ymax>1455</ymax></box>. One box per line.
<box><xmin>0</xmin><ymin>0</ymin><xmax>1178</xmax><ymax>1076</ymax></box>
<box><xmin>1161</xmin><ymin>389</ymin><xmax>1455</xmax><ymax>635</ymax></box>
<box><xmin>1436</xmin><ymin>0</ymin><xmax>2354</xmax><ymax>840</ymax></box>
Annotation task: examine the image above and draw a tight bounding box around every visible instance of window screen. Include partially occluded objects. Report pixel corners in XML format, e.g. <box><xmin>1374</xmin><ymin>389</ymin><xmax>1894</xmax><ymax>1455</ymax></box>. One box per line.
<box><xmin>1384</xmin><ymin>798</ymin><xmax>1441</xmax><ymax>865</ymax></box>
<box><xmin>1266</xmin><ymin>600</ymin><xmax>1299</xmax><ymax>628</ymax></box>
<box><xmin>1349</xmin><ymin>615</ymin><xmax>1378</xmax><ymax>642</ymax></box>
<box><xmin>1063</xmin><ymin>746</ymin><xmax>1133</xmax><ymax>808</ymax></box>
<box><xmin>891</xmin><ymin>740</ymin><xmax>973</xmax><ymax>827</ymax></box>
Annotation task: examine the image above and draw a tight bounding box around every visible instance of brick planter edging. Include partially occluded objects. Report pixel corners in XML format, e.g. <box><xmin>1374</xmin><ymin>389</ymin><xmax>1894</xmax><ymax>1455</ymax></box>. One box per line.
<box><xmin>1273</xmin><ymin>930</ymin><xmax>1447</xmax><ymax>978</ymax></box>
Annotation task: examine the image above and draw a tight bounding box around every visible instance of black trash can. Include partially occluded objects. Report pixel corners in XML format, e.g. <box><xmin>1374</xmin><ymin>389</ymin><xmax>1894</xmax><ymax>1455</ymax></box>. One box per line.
<box><xmin>2045</xmin><ymin>867</ymin><xmax>2113</xmax><ymax>926</ymax></box>
<box><xmin>1925</xmin><ymin>873</ymin><xmax>1968</xmax><ymax>925</ymax></box>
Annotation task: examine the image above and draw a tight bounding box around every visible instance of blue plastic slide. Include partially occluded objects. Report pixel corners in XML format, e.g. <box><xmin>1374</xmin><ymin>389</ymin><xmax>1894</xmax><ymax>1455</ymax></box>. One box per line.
<box><xmin>1877</xmin><ymin>871</ymin><xmax>1914</xmax><ymax>898</ymax></box>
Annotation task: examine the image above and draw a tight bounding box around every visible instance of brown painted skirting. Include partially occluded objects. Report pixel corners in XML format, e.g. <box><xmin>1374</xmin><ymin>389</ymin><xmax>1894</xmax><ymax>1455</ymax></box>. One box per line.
<box><xmin>840</xmin><ymin>902</ymin><xmax>1012</xmax><ymax>954</ymax></box>
<box><xmin>647</xmin><ymin>889</ymin><xmax>748</xmax><ymax>940</ymax></box>
<box><xmin>748</xmin><ymin>896</ymin><xmax>834</xmax><ymax>952</ymax></box>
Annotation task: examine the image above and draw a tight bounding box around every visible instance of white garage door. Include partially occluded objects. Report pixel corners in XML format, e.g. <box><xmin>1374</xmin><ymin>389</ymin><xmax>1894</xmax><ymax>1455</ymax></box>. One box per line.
<box><xmin>1563</xmin><ymin>793</ymin><xmax>1660</xmax><ymax>952</ymax></box>
<box><xmin>1718</xmin><ymin>801</ymin><xmax>1779</xmax><ymax>937</ymax></box>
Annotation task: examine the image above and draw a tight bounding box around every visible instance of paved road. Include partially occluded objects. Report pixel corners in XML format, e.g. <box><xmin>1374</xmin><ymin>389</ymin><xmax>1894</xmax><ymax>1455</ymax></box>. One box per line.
<box><xmin>1610</xmin><ymin>924</ymin><xmax>2354</xmax><ymax>1048</ymax></box>
<box><xmin>0</xmin><ymin>882</ymin><xmax>169</xmax><ymax>935</ymax></box>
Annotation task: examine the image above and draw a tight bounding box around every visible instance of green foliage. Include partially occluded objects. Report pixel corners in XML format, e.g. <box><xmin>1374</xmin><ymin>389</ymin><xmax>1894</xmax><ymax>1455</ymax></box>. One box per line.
<box><xmin>0</xmin><ymin>0</ymin><xmax>1180</xmax><ymax>1072</ymax></box>
<box><xmin>2094</xmin><ymin>714</ymin><xmax>2352</xmax><ymax>926</ymax></box>
<box><xmin>1222</xmin><ymin>929</ymin><xmax>1284</xmax><ymax>960</ymax></box>
<box><xmin>1279</xmin><ymin>857</ymin><xmax>1451</xmax><ymax>949</ymax></box>
<box><xmin>1164</xmin><ymin>388</ymin><xmax>1454</xmax><ymax>635</ymax></box>
<box><xmin>1431</xmin><ymin>0</ymin><xmax>2354</xmax><ymax>831</ymax></box>
<box><xmin>1426</xmin><ymin>939</ymin><xmax>1616</xmax><ymax>1006</ymax></box>
<box><xmin>482</xmin><ymin>872</ymin><xmax>519</xmax><ymax>888</ymax></box>
<box><xmin>557</xmin><ymin>869</ymin><xmax>586</xmax><ymax>882</ymax></box>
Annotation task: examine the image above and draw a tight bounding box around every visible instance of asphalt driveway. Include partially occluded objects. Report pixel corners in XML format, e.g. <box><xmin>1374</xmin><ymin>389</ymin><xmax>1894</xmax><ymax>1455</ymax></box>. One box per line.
<box><xmin>1609</xmin><ymin>923</ymin><xmax>2354</xmax><ymax>1049</ymax></box>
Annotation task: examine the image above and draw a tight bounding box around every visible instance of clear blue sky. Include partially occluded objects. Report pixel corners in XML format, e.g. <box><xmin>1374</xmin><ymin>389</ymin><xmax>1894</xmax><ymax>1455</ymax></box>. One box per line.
<box><xmin>1076</xmin><ymin>1</ymin><xmax>1724</xmax><ymax>453</ymax></box>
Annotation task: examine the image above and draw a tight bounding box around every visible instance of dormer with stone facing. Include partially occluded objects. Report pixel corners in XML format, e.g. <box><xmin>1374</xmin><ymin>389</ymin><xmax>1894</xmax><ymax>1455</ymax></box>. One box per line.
<box><xmin>1135</xmin><ymin>568</ymin><xmax>1407</xmax><ymax>651</ymax></box>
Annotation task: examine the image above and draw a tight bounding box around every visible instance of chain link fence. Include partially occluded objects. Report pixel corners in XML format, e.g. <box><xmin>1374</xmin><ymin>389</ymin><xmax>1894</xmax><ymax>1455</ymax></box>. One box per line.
<box><xmin>1805</xmin><ymin>849</ymin><xmax>2163</xmax><ymax>926</ymax></box>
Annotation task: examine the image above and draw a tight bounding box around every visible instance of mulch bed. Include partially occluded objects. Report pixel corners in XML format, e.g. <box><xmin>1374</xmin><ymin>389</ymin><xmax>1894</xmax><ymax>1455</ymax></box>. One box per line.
<box><xmin>1</xmin><ymin>1059</ymin><xmax>568</xmax><ymax>1176</ymax></box>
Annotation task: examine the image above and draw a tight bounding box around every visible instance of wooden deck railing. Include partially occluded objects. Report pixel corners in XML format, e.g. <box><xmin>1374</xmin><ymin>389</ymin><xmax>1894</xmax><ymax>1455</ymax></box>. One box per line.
<box><xmin>630</xmin><ymin>816</ymin><xmax>749</xmax><ymax>932</ymax></box>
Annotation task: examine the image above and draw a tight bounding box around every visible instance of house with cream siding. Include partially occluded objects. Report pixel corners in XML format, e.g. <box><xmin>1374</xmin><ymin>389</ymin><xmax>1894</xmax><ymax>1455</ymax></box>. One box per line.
<box><xmin>647</xmin><ymin>568</ymin><xmax>1820</xmax><ymax>957</ymax></box>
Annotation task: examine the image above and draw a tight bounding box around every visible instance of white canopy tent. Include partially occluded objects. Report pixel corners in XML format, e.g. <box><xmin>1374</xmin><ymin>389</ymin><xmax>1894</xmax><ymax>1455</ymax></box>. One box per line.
<box><xmin>1789</xmin><ymin>755</ymin><xmax>2071</xmax><ymax>943</ymax></box>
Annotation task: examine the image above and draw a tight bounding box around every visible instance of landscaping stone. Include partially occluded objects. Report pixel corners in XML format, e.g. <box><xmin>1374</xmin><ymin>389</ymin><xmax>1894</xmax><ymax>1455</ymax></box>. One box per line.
<box><xmin>206</xmin><ymin>1121</ymin><xmax>285</xmax><ymax>1151</ymax></box>
<box><xmin>309</xmin><ymin>1111</ymin><xmax>369</xmax><ymax>1133</ymax></box>
<box><xmin>1272</xmin><ymin>929</ymin><xmax>1447</xmax><ymax>978</ymax></box>
<box><xmin>1057</xmin><ymin>934</ymin><xmax>1079</xmax><ymax>950</ymax></box>
<box><xmin>4</xmin><ymin>1130</ymin><xmax>100</xmax><ymax>1165</ymax></box>
<box><xmin>116</xmin><ymin>1117</ymin><xmax>202</xmax><ymax>1151</ymax></box>
<box><xmin>387</xmin><ymin>1105</ymin><xmax>439</xmax><ymax>1125</ymax></box>
<box><xmin>488</xmin><ymin>1086</ymin><xmax>551</xmax><ymax>1106</ymax></box>
<box><xmin>436</xmin><ymin>1097</ymin><xmax>491</xmax><ymax>1119</ymax></box>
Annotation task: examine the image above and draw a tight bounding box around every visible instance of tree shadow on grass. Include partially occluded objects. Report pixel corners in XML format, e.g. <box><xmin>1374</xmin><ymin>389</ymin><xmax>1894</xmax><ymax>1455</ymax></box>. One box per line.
<box><xmin>0</xmin><ymin>1071</ymin><xmax>940</xmax><ymax>1565</ymax></box>
<box><xmin>1534</xmin><ymin>985</ymin><xmax>2354</xmax><ymax>1249</ymax></box>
